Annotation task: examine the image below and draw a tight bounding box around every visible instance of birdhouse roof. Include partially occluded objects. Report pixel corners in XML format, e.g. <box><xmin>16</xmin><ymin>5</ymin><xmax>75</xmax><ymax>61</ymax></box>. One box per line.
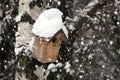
<box><xmin>32</xmin><ymin>8</ymin><xmax>68</xmax><ymax>41</ymax></box>
<box><xmin>50</xmin><ymin>29</ymin><xmax>68</xmax><ymax>42</ymax></box>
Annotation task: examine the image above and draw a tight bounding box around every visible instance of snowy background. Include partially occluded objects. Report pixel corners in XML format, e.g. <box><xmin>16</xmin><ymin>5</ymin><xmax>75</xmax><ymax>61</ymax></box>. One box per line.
<box><xmin>0</xmin><ymin>0</ymin><xmax>120</xmax><ymax>80</ymax></box>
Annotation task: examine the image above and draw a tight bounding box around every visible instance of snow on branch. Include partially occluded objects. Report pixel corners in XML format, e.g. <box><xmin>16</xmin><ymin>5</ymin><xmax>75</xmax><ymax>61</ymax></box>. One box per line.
<box><xmin>79</xmin><ymin>0</ymin><xmax>99</xmax><ymax>21</ymax></box>
<box><xmin>115</xmin><ymin>0</ymin><xmax>120</xmax><ymax>6</ymax></box>
<box><xmin>83</xmin><ymin>0</ymin><xmax>99</xmax><ymax>13</ymax></box>
<box><xmin>66</xmin><ymin>0</ymin><xmax>100</xmax><ymax>30</ymax></box>
<box><xmin>66</xmin><ymin>0</ymin><xmax>99</xmax><ymax>22</ymax></box>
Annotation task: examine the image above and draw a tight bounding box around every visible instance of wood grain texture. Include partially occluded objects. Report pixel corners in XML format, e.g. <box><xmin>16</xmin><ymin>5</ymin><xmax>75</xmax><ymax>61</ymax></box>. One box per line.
<box><xmin>33</xmin><ymin>32</ymin><xmax>67</xmax><ymax>63</ymax></box>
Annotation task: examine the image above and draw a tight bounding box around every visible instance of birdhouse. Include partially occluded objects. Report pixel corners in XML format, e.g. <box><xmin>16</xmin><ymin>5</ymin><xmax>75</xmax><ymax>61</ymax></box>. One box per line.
<box><xmin>32</xmin><ymin>8</ymin><xmax>68</xmax><ymax>63</ymax></box>
<box><xmin>33</xmin><ymin>30</ymin><xmax>67</xmax><ymax>63</ymax></box>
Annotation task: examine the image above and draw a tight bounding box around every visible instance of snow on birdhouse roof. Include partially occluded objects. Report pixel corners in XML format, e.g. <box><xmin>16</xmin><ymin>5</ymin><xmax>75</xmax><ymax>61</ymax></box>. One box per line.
<box><xmin>32</xmin><ymin>8</ymin><xmax>68</xmax><ymax>41</ymax></box>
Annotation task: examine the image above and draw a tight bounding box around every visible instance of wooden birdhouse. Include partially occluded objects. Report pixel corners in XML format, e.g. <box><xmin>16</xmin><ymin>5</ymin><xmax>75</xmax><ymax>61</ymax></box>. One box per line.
<box><xmin>32</xmin><ymin>8</ymin><xmax>68</xmax><ymax>63</ymax></box>
<box><xmin>33</xmin><ymin>30</ymin><xmax>67</xmax><ymax>63</ymax></box>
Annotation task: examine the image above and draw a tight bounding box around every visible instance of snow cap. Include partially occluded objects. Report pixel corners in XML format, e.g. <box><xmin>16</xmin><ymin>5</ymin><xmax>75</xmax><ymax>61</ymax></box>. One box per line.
<box><xmin>32</xmin><ymin>8</ymin><xmax>68</xmax><ymax>41</ymax></box>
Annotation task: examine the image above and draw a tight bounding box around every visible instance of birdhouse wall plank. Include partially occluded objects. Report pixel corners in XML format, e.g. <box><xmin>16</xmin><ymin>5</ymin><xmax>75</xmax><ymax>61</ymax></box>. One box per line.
<box><xmin>33</xmin><ymin>33</ymin><xmax>63</xmax><ymax>63</ymax></box>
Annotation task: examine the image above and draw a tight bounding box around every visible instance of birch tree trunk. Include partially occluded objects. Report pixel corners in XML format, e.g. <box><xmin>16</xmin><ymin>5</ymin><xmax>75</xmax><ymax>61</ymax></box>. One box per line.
<box><xmin>15</xmin><ymin>0</ymin><xmax>44</xmax><ymax>80</ymax></box>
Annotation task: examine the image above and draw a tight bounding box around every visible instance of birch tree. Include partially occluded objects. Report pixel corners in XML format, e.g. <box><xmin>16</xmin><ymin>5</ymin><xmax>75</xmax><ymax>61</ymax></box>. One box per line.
<box><xmin>15</xmin><ymin>0</ymin><xmax>44</xmax><ymax>80</ymax></box>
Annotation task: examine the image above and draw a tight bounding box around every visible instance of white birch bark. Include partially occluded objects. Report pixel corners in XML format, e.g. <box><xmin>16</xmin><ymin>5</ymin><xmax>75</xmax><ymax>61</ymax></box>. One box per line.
<box><xmin>15</xmin><ymin>0</ymin><xmax>44</xmax><ymax>80</ymax></box>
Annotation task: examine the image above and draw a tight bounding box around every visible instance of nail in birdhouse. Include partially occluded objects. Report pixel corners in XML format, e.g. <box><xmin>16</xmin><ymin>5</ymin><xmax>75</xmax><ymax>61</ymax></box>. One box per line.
<box><xmin>32</xmin><ymin>8</ymin><xmax>68</xmax><ymax>63</ymax></box>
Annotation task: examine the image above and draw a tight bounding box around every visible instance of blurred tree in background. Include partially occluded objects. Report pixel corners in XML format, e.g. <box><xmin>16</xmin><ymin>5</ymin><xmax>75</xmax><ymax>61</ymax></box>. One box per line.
<box><xmin>0</xmin><ymin>0</ymin><xmax>120</xmax><ymax>80</ymax></box>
